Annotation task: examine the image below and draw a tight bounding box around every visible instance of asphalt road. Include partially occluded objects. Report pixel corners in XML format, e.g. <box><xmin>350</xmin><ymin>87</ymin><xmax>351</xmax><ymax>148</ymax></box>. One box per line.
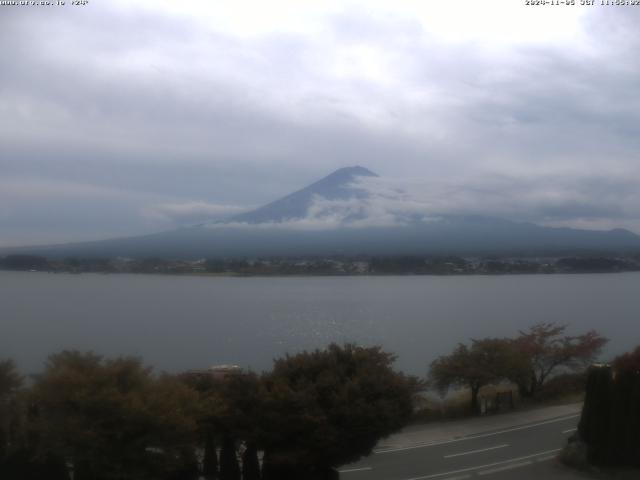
<box><xmin>339</xmin><ymin>413</ymin><xmax>586</xmax><ymax>480</ymax></box>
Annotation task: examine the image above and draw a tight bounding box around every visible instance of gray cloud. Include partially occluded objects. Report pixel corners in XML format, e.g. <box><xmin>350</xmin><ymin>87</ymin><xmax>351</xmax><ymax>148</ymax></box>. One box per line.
<box><xmin>2</xmin><ymin>3</ymin><xmax>640</xmax><ymax>245</ymax></box>
<box><xmin>143</xmin><ymin>201</ymin><xmax>248</xmax><ymax>224</ymax></box>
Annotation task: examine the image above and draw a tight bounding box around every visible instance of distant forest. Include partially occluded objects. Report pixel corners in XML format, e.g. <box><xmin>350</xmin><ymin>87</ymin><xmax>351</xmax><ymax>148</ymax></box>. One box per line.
<box><xmin>2</xmin><ymin>253</ymin><xmax>640</xmax><ymax>276</ymax></box>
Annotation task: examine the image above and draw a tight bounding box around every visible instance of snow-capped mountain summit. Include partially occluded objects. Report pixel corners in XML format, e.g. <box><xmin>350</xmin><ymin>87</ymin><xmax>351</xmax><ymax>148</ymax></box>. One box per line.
<box><xmin>229</xmin><ymin>166</ymin><xmax>378</xmax><ymax>224</ymax></box>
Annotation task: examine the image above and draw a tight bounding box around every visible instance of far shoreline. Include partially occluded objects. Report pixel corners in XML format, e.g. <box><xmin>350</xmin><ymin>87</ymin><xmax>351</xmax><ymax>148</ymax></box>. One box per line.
<box><xmin>3</xmin><ymin>268</ymin><xmax>640</xmax><ymax>279</ymax></box>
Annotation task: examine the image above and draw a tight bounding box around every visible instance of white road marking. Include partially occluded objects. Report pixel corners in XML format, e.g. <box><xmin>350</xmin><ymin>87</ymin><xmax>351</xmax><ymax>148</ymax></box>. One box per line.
<box><xmin>441</xmin><ymin>475</ymin><xmax>471</xmax><ymax>480</ymax></box>
<box><xmin>338</xmin><ymin>466</ymin><xmax>372</xmax><ymax>473</ymax></box>
<box><xmin>478</xmin><ymin>460</ymin><xmax>532</xmax><ymax>475</ymax></box>
<box><xmin>376</xmin><ymin>415</ymin><xmax>579</xmax><ymax>454</ymax></box>
<box><xmin>443</xmin><ymin>444</ymin><xmax>509</xmax><ymax>459</ymax></box>
<box><xmin>402</xmin><ymin>448</ymin><xmax>561</xmax><ymax>480</ymax></box>
<box><xmin>562</xmin><ymin>428</ymin><xmax>577</xmax><ymax>434</ymax></box>
<box><xmin>535</xmin><ymin>455</ymin><xmax>558</xmax><ymax>462</ymax></box>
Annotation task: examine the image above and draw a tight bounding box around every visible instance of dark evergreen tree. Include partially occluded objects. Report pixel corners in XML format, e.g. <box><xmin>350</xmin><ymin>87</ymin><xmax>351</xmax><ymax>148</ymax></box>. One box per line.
<box><xmin>219</xmin><ymin>436</ymin><xmax>240</xmax><ymax>480</ymax></box>
<box><xmin>1</xmin><ymin>450</ymin><xmax>69</xmax><ymax>480</ymax></box>
<box><xmin>261</xmin><ymin>344</ymin><xmax>417</xmax><ymax>473</ymax></box>
<box><xmin>578</xmin><ymin>347</ymin><xmax>640</xmax><ymax>467</ymax></box>
<box><xmin>0</xmin><ymin>360</ymin><xmax>22</xmax><ymax>462</ymax></box>
<box><xmin>609</xmin><ymin>367</ymin><xmax>637</xmax><ymax>465</ymax></box>
<box><xmin>611</xmin><ymin>346</ymin><xmax>640</xmax><ymax>467</ymax></box>
<box><xmin>260</xmin><ymin>451</ymin><xmax>299</xmax><ymax>480</ymax></box>
<box><xmin>241</xmin><ymin>442</ymin><xmax>260</xmax><ymax>480</ymax></box>
<box><xmin>202</xmin><ymin>433</ymin><xmax>219</xmax><ymax>479</ymax></box>
<box><xmin>578</xmin><ymin>365</ymin><xmax>613</xmax><ymax>465</ymax></box>
<box><xmin>167</xmin><ymin>448</ymin><xmax>200</xmax><ymax>480</ymax></box>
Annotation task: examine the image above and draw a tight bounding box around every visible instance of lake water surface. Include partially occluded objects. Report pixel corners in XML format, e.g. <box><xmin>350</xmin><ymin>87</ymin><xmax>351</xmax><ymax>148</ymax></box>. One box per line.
<box><xmin>1</xmin><ymin>271</ymin><xmax>639</xmax><ymax>376</ymax></box>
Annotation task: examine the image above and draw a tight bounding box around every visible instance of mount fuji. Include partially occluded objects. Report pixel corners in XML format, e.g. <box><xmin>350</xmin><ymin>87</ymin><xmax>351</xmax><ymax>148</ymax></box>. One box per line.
<box><xmin>4</xmin><ymin>166</ymin><xmax>640</xmax><ymax>258</ymax></box>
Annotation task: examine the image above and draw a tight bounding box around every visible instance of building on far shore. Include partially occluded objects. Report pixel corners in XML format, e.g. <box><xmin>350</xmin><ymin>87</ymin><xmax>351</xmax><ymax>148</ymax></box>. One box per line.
<box><xmin>183</xmin><ymin>364</ymin><xmax>244</xmax><ymax>383</ymax></box>
<box><xmin>208</xmin><ymin>364</ymin><xmax>244</xmax><ymax>380</ymax></box>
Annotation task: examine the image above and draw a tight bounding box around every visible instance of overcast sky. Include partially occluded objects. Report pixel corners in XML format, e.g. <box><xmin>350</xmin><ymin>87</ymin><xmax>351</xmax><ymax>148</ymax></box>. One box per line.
<box><xmin>2</xmin><ymin>0</ymin><xmax>640</xmax><ymax>246</ymax></box>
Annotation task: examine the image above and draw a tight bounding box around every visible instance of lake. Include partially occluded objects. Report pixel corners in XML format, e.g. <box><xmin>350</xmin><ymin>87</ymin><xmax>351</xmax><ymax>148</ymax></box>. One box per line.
<box><xmin>1</xmin><ymin>271</ymin><xmax>638</xmax><ymax>376</ymax></box>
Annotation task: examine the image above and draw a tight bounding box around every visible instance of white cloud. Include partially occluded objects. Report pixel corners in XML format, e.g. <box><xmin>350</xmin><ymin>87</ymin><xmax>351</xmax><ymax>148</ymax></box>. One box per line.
<box><xmin>205</xmin><ymin>173</ymin><xmax>640</xmax><ymax>233</ymax></box>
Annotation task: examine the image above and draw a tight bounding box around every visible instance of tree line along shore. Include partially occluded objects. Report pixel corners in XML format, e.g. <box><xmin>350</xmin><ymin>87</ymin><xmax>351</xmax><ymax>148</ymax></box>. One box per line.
<box><xmin>2</xmin><ymin>253</ymin><xmax>640</xmax><ymax>276</ymax></box>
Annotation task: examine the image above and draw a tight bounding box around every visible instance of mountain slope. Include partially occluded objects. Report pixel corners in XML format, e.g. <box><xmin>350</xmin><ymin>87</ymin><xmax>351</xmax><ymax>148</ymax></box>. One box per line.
<box><xmin>2</xmin><ymin>167</ymin><xmax>640</xmax><ymax>258</ymax></box>
<box><xmin>229</xmin><ymin>165</ymin><xmax>377</xmax><ymax>224</ymax></box>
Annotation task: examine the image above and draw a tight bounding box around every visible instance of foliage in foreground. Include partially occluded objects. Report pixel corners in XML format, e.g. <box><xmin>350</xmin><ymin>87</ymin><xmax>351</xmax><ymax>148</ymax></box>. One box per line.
<box><xmin>0</xmin><ymin>344</ymin><xmax>417</xmax><ymax>480</ymax></box>
<box><xmin>429</xmin><ymin>322</ymin><xmax>607</xmax><ymax>413</ymax></box>
<box><xmin>577</xmin><ymin>346</ymin><xmax>640</xmax><ymax>468</ymax></box>
<box><xmin>260</xmin><ymin>344</ymin><xmax>419</xmax><ymax>477</ymax></box>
